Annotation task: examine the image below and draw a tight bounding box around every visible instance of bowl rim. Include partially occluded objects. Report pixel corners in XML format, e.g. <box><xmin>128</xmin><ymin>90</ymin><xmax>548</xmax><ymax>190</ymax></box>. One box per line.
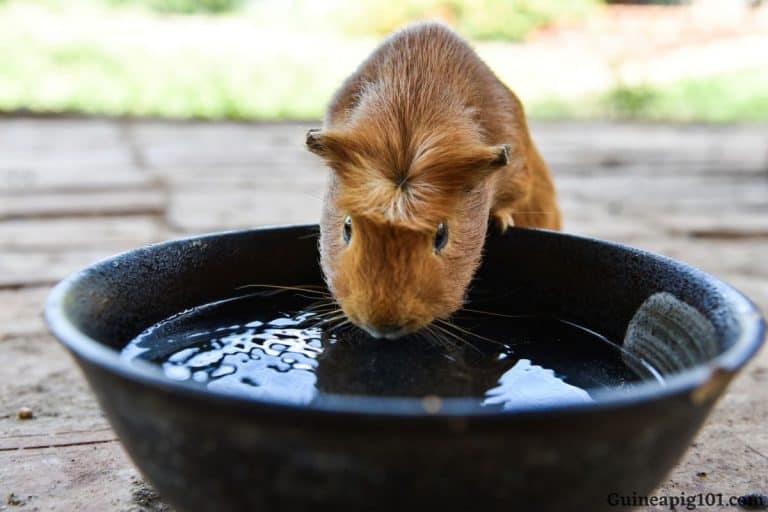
<box><xmin>44</xmin><ymin>224</ymin><xmax>766</xmax><ymax>419</ymax></box>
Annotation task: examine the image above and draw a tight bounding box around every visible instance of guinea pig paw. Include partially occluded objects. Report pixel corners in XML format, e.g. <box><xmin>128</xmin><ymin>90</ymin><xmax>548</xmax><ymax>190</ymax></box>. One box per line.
<box><xmin>493</xmin><ymin>210</ymin><xmax>515</xmax><ymax>232</ymax></box>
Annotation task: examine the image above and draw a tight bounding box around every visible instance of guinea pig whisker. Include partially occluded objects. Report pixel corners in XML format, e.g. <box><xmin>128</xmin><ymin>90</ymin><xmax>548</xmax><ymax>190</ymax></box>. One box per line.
<box><xmin>423</xmin><ymin>333</ymin><xmax>445</xmax><ymax>351</ymax></box>
<box><xmin>313</xmin><ymin>312</ymin><xmax>346</xmax><ymax>324</ymax></box>
<box><xmin>440</xmin><ymin>319</ymin><xmax>500</xmax><ymax>345</ymax></box>
<box><xmin>304</xmin><ymin>298</ymin><xmax>339</xmax><ymax>309</ymax></box>
<box><xmin>327</xmin><ymin>320</ymin><xmax>351</xmax><ymax>334</ymax></box>
<box><xmin>436</xmin><ymin>319</ymin><xmax>501</xmax><ymax>348</ymax></box>
<box><xmin>433</xmin><ymin>328</ymin><xmax>462</xmax><ymax>351</ymax></box>
<box><xmin>307</xmin><ymin>310</ymin><xmax>341</xmax><ymax>320</ymax></box>
<box><xmin>297</xmin><ymin>229</ymin><xmax>322</xmax><ymax>240</ymax></box>
<box><xmin>340</xmin><ymin>325</ymin><xmax>366</xmax><ymax>345</ymax></box>
<box><xmin>309</xmin><ymin>309</ymin><xmax>343</xmax><ymax>320</ymax></box>
<box><xmin>304</xmin><ymin>302</ymin><xmax>339</xmax><ymax>314</ymax></box>
<box><xmin>306</xmin><ymin>296</ymin><xmax>335</xmax><ymax>305</ymax></box>
<box><xmin>311</xmin><ymin>314</ymin><xmax>348</xmax><ymax>329</ymax></box>
<box><xmin>462</xmin><ymin>285</ymin><xmax>525</xmax><ymax>305</ymax></box>
<box><xmin>307</xmin><ymin>314</ymin><xmax>341</xmax><ymax>325</ymax></box>
<box><xmin>307</xmin><ymin>300</ymin><xmax>338</xmax><ymax>309</ymax></box>
<box><xmin>432</xmin><ymin>324</ymin><xmax>465</xmax><ymax>347</ymax></box>
<box><xmin>235</xmin><ymin>284</ymin><xmax>331</xmax><ymax>297</ymax></box>
<box><xmin>459</xmin><ymin>308</ymin><xmax>534</xmax><ymax>320</ymax></box>
<box><xmin>424</xmin><ymin>327</ymin><xmax>458</xmax><ymax>352</ymax></box>
<box><xmin>431</xmin><ymin>323</ymin><xmax>481</xmax><ymax>353</ymax></box>
<box><xmin>333</xmin><ymin>323</ymin><xmax>356</xmax><ymax>341</ymax></box>
<box><xmin>418</xmin><ymin>327</ymin><xmax>444</xmax><ymax>350</ymax></box>
<box><xmin>324</xmin><ymin>320</ymin><xmax>356</xmax><ymax>343</ymax></box>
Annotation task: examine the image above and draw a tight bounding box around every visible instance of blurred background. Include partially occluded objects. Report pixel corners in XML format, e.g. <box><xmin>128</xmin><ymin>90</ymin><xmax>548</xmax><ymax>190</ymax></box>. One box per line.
<box><xmin>2</xmin><ymin>2</ymin><xmax>768</xmax><ymax>510</ymax></box>
<box><xmin>1</xmin><ymin>0</ymin><xmax>767</xmax><ymax>122</ymax></box>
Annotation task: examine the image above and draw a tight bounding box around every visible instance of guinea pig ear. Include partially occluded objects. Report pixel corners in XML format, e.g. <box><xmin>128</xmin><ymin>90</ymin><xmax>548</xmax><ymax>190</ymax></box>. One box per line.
<box><xmin>486</xmin><ymin>144</ymin><xmax>511</xmax><ymax>169</ymax></box>
<box><xmin>305</xmin><ymin>129</ymin><xmax>356</xmax><ymax>166</ymax></box>
<box><xmin>305</xmin><ymin>128</ymin><xmax>329</xmax><ymax>156</ymax></box>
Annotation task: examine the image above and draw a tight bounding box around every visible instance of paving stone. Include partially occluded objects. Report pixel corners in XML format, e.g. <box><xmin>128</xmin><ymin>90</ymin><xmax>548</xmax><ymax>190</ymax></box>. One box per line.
<box><xmin>0</xmin><ymin>286</ymin><xmax>49</xmax><ymax>340</ymax></box>
<box><xmin>0</xmin><ymin>189</ymin><xmax>166</xmax><ymax>220</ymax></box>
<box><xmin>1</xmin><ymin>117</ymin><xmax>766</xmax><ymax>511</ymax></box>
<box><xmin>0</xmin><ymin>216</ymin><xmax>167</xmax><ymax>251</ymax></box>
<box><xmin>0</xmin><ymin>249</ymin><xmax>133</xmax><ymax>287</ymax></box>
<box><xmin>167</xmin><ymin>186</ymin><xmax>323</xmax><ymax>232</ymax></box>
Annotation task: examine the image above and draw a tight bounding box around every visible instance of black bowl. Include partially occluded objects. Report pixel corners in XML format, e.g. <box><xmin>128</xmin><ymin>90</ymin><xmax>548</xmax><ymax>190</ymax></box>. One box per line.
<box><xmin>45</xmin><ymin>226</ymin><xmax>764</xmax><ymax>511</ymax></box>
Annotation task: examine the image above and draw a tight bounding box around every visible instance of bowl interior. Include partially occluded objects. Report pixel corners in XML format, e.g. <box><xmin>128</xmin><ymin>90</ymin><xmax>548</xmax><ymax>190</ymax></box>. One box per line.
<box><xmin>47</xmin><ymin>225</ymin><xmax>764</xmax><ymax>413</ymax></box>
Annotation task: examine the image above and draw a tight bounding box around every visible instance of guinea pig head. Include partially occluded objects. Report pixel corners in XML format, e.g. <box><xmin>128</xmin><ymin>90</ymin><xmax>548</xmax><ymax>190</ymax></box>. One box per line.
<box><xmin>307</xmin><ymin>127</ymin><xmax>509</xmax><ymax>339</ymax></box>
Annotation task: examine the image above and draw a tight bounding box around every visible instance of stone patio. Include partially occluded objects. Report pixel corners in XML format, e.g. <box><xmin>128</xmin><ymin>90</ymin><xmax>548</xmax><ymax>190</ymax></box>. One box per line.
<box><xmin>0</xmin><ymin>117</ymin><xmax>766</xmax><ymax>510</ymax></box>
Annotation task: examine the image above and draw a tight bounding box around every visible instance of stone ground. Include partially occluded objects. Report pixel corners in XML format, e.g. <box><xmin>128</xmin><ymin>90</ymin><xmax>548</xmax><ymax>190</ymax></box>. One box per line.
<box><xmin>0</xmin><ymin>117</ymin><xmax>766</xmax><ymax>511</ymax></box>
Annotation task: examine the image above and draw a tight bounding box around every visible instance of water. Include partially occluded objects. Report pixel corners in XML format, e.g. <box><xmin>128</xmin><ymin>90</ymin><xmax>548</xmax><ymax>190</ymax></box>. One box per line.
<box><xmin>121</xmin><ymin>293</ymin><xmax>662</xmax><ymax>409</ymax></box>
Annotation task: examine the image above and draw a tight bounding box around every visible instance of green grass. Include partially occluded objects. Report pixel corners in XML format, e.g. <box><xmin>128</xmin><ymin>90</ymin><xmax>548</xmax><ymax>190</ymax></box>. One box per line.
<box><xmin>5</xmin><ymin>45</ymin><xmax>338</xmax><ymax>119</ymax></box>
<box><xmin>1</xmin><ymin>1</ymin><xmax>766</xmax><ymax>122</ymax></box>
<box><xmin>529</xmin><ymin>70</ymin><xmax>768</xmax><ymax>123</ymax></box>
<box><xmin>0</xmin><ymin>1</ymin><xmax>365</xmax><ymax>119</ymax></box>
<box><xmin>329</xmin><ymin>0</ymin><xmax>599</xmax><ymax>42</ymax></box>
<box><xmin>108</xmin><ymin>0</ymin><xmax>243</xmax><ymax>14</ymax></box>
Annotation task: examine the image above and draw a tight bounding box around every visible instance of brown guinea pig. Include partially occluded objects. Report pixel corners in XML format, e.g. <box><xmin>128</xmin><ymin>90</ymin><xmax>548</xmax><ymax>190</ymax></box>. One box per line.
<box><xmin>306</xmin><ymin>22</ymin><xmax>560</xmax><ymax>339</ymax></box>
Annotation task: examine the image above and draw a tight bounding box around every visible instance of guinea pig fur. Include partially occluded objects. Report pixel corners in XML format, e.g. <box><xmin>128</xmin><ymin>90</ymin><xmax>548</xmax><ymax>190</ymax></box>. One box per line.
<box><xmin>306</xmin><ymin>21</ymin><xmax>560</xmax><ymax>339</ymax></box>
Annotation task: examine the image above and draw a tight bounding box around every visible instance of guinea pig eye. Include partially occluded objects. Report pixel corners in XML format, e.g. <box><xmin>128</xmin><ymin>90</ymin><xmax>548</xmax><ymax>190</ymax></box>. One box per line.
<box><xmin>342</xmin><ymin>215</ymin><xmax>352</xmax><ymax>244</ymax></box>
<box><xmin>433</xmin><ymin>222</ymin><xmax>448</xmax><ymax>253</ymax></box>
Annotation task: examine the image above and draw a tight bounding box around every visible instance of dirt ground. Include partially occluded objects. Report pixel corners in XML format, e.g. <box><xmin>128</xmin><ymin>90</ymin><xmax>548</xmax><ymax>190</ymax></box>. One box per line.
<box><xmin>0</xmin><ymin>118</ymin><xmax>766</xmax><ymax>511</ymax></box>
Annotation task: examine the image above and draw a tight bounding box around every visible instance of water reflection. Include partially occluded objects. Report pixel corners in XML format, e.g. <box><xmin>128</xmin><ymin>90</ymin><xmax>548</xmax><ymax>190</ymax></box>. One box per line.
<box><xmin>121</xmin><ymin>294</ymin><xmax>659</xmax><ymax>408</ymax></box>
<box><xmin>482</xmin><ymin>359</ymin><xmax>592</xmax><ymax>409</ymax></box>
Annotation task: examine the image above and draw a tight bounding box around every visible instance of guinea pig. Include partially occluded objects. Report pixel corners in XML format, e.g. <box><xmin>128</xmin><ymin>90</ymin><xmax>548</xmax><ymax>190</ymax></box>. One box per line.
<box><xmin>306</xmin><ymin>22</ymin><xmax>560</xmax><ymax>340</ymax></box>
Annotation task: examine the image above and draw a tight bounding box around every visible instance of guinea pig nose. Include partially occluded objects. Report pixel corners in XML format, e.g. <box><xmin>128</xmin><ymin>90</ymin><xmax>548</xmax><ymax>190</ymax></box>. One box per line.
<box><xmin>378</xmin><ymin>325</ymin><xmax>402</xmax><ymax>335</ymax></box>
<box><xmin>364</xmin><ymin>324</ymin><xmax>406</xmax><ymax>340</ymax></box>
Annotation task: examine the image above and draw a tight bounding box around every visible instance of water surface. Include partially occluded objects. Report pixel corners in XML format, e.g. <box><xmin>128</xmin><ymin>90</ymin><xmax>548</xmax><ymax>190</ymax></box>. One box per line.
<box><xmin>121</xmin><ymin>293</ymin><xmax>662</xmax><ymax>409</ymax></box>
